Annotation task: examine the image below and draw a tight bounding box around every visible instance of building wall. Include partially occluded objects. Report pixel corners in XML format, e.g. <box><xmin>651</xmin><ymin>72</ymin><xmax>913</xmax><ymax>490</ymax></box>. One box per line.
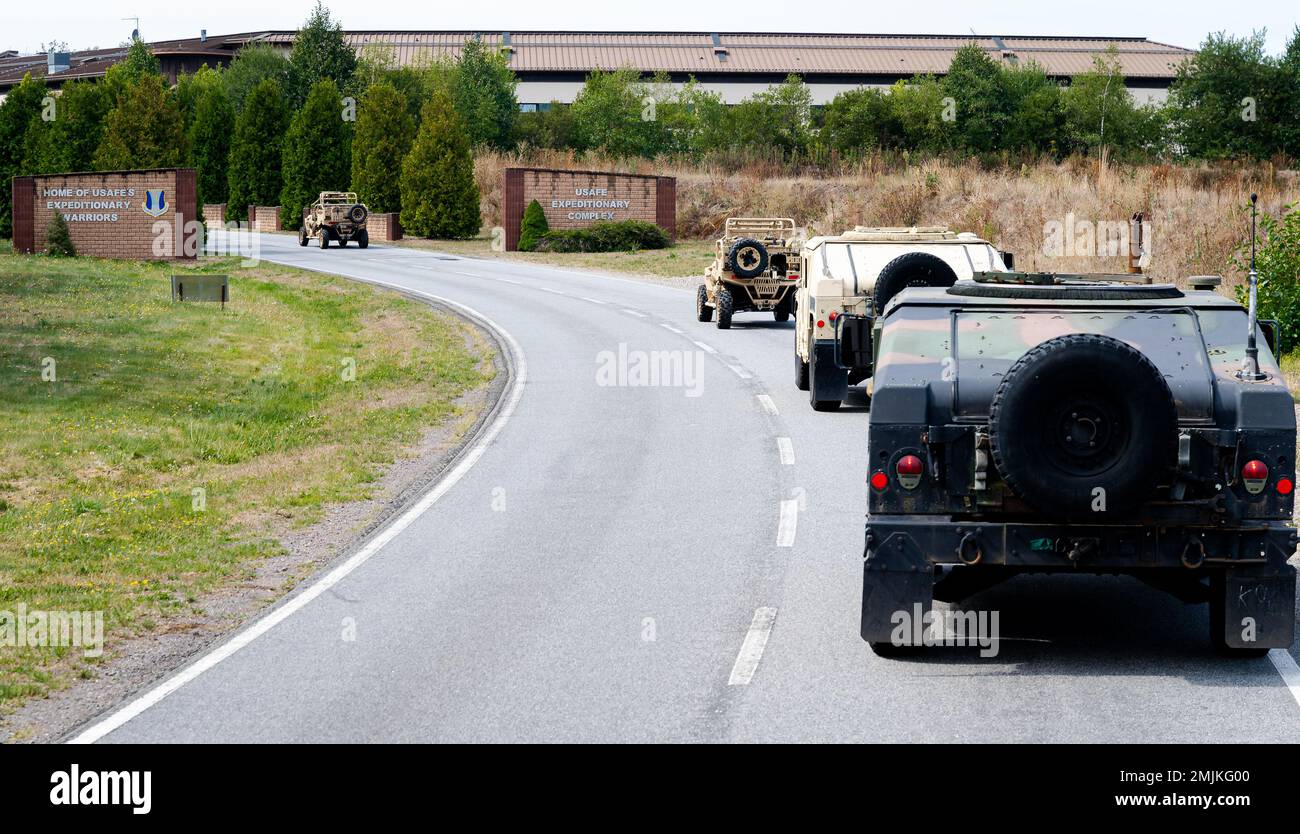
<box><xmin>13</xmin><ymin>168</ymin><xmax>197</xmax><ymax>259</ymax></box>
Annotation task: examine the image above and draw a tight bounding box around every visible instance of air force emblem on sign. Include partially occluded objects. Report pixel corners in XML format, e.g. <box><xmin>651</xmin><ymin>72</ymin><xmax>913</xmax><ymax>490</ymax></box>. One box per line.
<box><xmin>142</xmin><ymin>189</ymin><xmax>167</xmax><ymax>217</ymax></box>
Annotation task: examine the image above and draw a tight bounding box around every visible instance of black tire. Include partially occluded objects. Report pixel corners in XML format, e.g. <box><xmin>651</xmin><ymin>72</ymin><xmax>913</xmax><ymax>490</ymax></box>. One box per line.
<box><xmin>773</xmin><ymin>293</ymin><xmax>793</xmax><ymax>322</ymax></box>
<box><xmin>348</xmin><ymin>204</ymin><xmax>368</xmax><ymax>224</ymax></box>
<box><xmin>298</xmin><ymin>226</ymin><xmax>308</xmax><ymax>247</ymax></box>
<box><xmin>873</xmin><ymin>251</ymin><xmax>959</xmax><ymax>315</ymax></box>
<box><xmin>988</xmin><ymin>333</ymin><xmax>1176</xmax><ymax>518</ymax></box>
<box><xmin>355</xmin><ymin>229</ymin><xmax>369</xmax><ymax>249</ymax></box>
<box><xmin>869</xmin><ymin>641</ymin><xmax>921</xmax><ymax>658</ymax></box>
<box><xmin>318</xmin><ymin>229</ymin><xmax>329</xmax><ymax>249</ymax></box>
<box><xmin>696</xmin><ymin>284</ymin><xmax>713</xmax><ymax>322</ymax></box>
<box><xmin>338</xmin><ymin>236</ymin><xmax>348</xmax><ymax>247</ymax></box>
<box><xmin>716</xmin><ymin>286</ymin><xmax>734</xmax><ymax>330</ymax></box>
<box><xmin>808</xmin><ymin>336</ymin><xmax>841</xmax><ymax>411</ymax></box>
<box><xmin>727</xmin><ymin>238</ymin><xmax>769</xmax><ymax>279</ymax></box>
<box><xmin>794</xmin><ymin>349</ymin><xmax>810</xmax><ymax>391</ymax></box>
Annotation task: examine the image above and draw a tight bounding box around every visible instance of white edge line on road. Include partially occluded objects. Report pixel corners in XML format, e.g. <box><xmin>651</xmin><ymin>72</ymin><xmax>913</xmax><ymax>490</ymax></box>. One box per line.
<box><xmin>728</xmin><ymin>607</ymin><xmax>778</xmax><ymax>686</ymax></box>
<box><xmin>1270</xmin><ymin>649</ymin><xmax>1300</xmax><ymax>709</ymax></box>
<box><xmin>67</xmin><ymin>277</ymin><xmax>528</xmax><ymax>745</ymax></box>
<box><xmin>757</xmin><ymin>394</ymin><xmax>778</xmax><ymax>415</ymax></box>
<box><xmin>777</xmin><ymin>437</ymin><xmax>795</xmax><ymax>466</ymax></box>
<box><xmin>776</xmin><ymin>499</ymin><xmax>798</xmax><ymax>547</ymax></box>
<box><xmin>693</xmin><ymin>340</ymin><xmax>718</xmax><ymax>355</ymax></box>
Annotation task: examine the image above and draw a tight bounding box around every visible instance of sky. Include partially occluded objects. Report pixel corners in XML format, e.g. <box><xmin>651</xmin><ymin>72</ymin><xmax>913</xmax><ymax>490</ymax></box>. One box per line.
<box><xmin>2</xmin><ymin>0</ymin><xmax>1296</xmax><ymax>57</ymax></box>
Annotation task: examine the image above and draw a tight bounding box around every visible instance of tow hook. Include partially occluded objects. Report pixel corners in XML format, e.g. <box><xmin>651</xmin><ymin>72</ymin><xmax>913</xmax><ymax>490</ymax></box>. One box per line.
<box><xmin>956</xmin><ymin>532</ymin><xmax>983</xmax><ymax>565</ymax></box>
<box><xmin>1181</xmin><ymin>538</ymin><xmax>1207</xmax><ymax>569</ymax></box>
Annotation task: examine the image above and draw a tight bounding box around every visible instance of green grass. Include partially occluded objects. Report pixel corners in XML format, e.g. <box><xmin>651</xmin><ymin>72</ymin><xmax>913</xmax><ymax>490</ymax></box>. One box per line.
<box><xmin>0</xmin><ymin>242</ymin><xmax>493</xmax><ymax>704</ymax></box>
<box><xmin>396</xmin><ymin>236</ymin><xmax>716</xmax><ymax>279</ymax></box>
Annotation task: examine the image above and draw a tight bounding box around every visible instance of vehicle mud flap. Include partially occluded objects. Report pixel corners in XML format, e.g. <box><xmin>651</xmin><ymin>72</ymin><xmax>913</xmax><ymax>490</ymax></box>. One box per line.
<box><xmin>861</xmin><ymin>531</ymin><xmax>933</xmax><ymax>644</ymax></box>
<box><xmin>812</xmin><ymin>341</ymin><xmax>848</xmax><ymax>402</ymax></box>
<box><xmin>1215</xmin><ymin>565</ymin><xmax>1297</xmax><ymax>650</ymax></box>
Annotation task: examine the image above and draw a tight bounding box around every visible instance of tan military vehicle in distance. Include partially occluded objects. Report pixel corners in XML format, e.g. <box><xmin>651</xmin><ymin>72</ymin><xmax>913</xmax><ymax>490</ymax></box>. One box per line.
<box><xmin>696</xmin><ymin>218</ymin><xmax>803</xmax><ymax>329</ymax></box>
<box><xmin>299</xmin><ymin>191</ymin><xmax>370</xmax><ymax>249</ymax></box>
<box><xmin>794</xmin><ymin>226</ymin><xmax>1013</xmax><ymax>411</ymax></box>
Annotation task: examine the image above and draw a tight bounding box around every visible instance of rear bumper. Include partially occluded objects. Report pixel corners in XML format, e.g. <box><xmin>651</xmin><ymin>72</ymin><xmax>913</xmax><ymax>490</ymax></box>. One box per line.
<box><xmin>861</xmin><ymin>516</ymin><xmax>1297</xmax><ymax>647</ymax></box>
<box><xmin>864</xmin><ymin>516</ymin><xmax>1297</xmax><ymax>571</ymax></box>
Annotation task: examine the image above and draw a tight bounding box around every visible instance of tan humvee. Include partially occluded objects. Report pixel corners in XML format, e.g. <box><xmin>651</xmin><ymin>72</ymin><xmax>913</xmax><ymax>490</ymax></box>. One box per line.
<box><xmin>794</xmin><ymin>226</ymin><xmax>1013</xmax><ymax>411</ymax></box>
<box><xmin>695</xmin><ymin>218</ymin><xmax>803</xmax><ymax>329</ymax></box>
<box><xmin>299</xmin><ymin>191</ymin><xmax>370</xmax><ymax>249</ymax></box>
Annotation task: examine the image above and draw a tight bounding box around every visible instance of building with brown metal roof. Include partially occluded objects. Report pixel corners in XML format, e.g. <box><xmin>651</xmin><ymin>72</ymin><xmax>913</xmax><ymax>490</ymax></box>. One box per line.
<box><xmin>0</xmin><ymin>30</ymin><xmax>1193</xmax><ymax>105</ymax></box>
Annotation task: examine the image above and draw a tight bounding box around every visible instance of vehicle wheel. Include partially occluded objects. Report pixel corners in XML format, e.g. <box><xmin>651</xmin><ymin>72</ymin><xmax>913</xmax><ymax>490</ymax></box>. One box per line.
<box><xmin>1208</xmin><ymin>572</ymin><xmax>1271</xmax><ymax>657</ymax></box>
<box><xmin>808</xmin><ymin>336</ymin><xmax>841</xmax><ymax>411</ymax></box>
<box><xmin>348</xmin><ymin>204</ymin><xmax>368</xmax><ymax>224</ymax></box>
<box><xmin>695</xmin><ymin>285</ymin><xmax>713</xmax><ymax>322</ymax></box>
<box><xmin>298</xmin><ymin>227</ymin><xmax>308</xmax><ymax>247</ymax></box>
<box><xmin>873</xmin><ymin>251</ymin><xmax>959</xmax><ymax>315</ymax></box>
<box><xmin>355</xmin><ymin>230</ymin><xmax>369</xmax><ymax>249</ymax></box>
<box><xmin>727</xmin><ymin>238</ymin><xmax>769</xmax><ymax>279</ymax></box>
<box><xmin>716</xmin><ymin>286</ymin><xmax>734</xmax><ymax>330</ymax></box>
<box><xmin>338</xmin><ymin>237</ymin><xmax>348</xmax><ymax>247</ymax></box>
<box><xmin>868</xmin><ymin>641</ymin><xmax>921</xmax><ymax>658</ymax></box>
<box><xmin>318</xmin><ymin>229</ymin><xmax>329</xmax><ymax>249</ymax></box>
<box><xmin>773</xmin><ymin>295</ymin><xmax>792</xmax><ymax>322</ymax></box>
<box><xmin>988</xmin><ymin>333</ymin><xmax>1176</xmax><ymax>519</ymax></box>
<box><xmin>794</xmin><ymin>350</ymin><xmax>810</xmax><ymax>391</ymax></box>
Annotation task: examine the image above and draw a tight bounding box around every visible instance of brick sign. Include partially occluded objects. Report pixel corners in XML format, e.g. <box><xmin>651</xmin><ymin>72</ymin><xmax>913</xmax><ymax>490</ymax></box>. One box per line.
<box><xmin>12</xmin><ymin>168</ymin><xmax>197</xmax><ymax>259</ymax></box>
<box><xmin>502</xmin><ymin>167</ymin><xmax>675</xmax><ymax>251</ymax></box>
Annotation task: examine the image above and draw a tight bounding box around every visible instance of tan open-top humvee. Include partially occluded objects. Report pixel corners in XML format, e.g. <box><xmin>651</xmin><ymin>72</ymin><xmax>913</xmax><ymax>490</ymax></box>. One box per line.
<box><xmin>695</xmin><ymin>218</ymin><xmax>803</xmax><ymax>329</ymax></box>
<box><xmin>299</xmin><ymin>191</ymin><xmax>370</xmax><ymax>249</ymax></box>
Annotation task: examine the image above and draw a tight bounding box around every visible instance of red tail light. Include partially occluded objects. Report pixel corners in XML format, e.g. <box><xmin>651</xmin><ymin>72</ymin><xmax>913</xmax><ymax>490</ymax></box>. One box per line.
<box><xmin>896</xmin><ymin>454</ymin><xmax>923</xmax><ymax>489</ymax></box>
<box><xmin>1242</xmin><ymin>459</ymin><xmax>1269</xmax><ymax>495</ymax></box>
<box><xmin>1278</xmin><ymin>478</ymin><xmax>1294</xmax><ymax>496</ymax></box>
<box><xmin>829</xmin><ymin>311</ymin><xmax>839</xmax><ymax>322</ymax></box>
<box><xmin>870</xmin><ymin>471</ymin><xmax>888</xmax><ymax>490</ymax></box>
<box><xmin>816</xmin><ymin>319</ymin><xmax>825</xmax><ymax>328</ymax></box>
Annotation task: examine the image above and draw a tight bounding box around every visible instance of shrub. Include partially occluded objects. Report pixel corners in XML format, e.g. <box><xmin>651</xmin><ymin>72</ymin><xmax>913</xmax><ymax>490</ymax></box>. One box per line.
<box><xmin>227</xmin><ymin>79</ymin><xmax>290</xmax><ymax>222</ymax></box>
<box><xmin>0</xmin><ymin>73</ymin><xmax>48</xmax><ymax>238</ymax></box>
<box><xmin>45</xmin><ymin>210</ymin><xmax>75</xmax><ymax>256</ymax></box>
<box><xmin>190</xmin><ymin>83</ymin><xmax>235</xmax><ymax>209</ymax></box>
<box><xmin>518</xmin><ymin>199</ymin><xmax>548</xmax><ymax>251</ymax></box>
<box><xmin>400</xmin><ymin>91</ymin><xmax>481</xmax><ymax>239</ymax></box>
<box><xmin>92</xmin><ymin>73</ymin><xmax>189</xmax><ymax>171</ymax></box>
<box><xmin>534</xmin><ymin>220</ymin><xmax>669</xmax><ymax>253</ymax></box>
<box><xmin>351</xmin><ymin>82</ymin><xmax>415</xmax><ymax>214</ymax></box>
<box><xmin>1234</xmin><ymin>202</ymin><xmax>1300</xmax><ymax>354</ymax></box>
<box><xmin>280</xmin><ymin>78</ymin><xmax>351</xmax><ymax>229</ymax></box>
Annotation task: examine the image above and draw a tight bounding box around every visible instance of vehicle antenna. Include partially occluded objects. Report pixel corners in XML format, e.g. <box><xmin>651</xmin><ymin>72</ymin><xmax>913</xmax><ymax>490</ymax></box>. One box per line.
<box><xmin>1239</xmin><ymin>193</ymin><xmax>1265</xmax><ymax>381</ymax></box>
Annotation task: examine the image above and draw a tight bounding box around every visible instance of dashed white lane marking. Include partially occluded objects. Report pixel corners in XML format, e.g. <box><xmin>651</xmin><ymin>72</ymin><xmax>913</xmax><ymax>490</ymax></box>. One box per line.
<box><xmin>622</xmin><ymin>309</ymin><xmax>647</xmax><ymax>318</ymax></box>
<box><xmin>728</xmin><ymin>607</ymin><xmax>778</xmax><ymax>686</ymax></box>
<box><xmin>1270</xmin><ymin>649</ymin><xmax>1300</xmax><ymax>709</ymax></box>
<box><xmin>450</xmin><ymin>270</ymin><xmax>481</xmax><ymax>278</ymax></box>
<box><xmin>777</xmin><ymin>437</ymin><xmax>795</xmax><ymax>465</ymax></box>
<box><xmin>693</xmin><ymin>341</ymin><xmax>718</xmax><ymax>355</ymax></box>
<box><xmin>68</xmin><ymin>282</ymin><xmax>529</xmax><ymax>745</ymax></box>
<box><xmin>727</xmin><ymin>364</ymin><xmax>753</xmax><ymax>380</ymax></box>
<box><xmin>660</xmin><ymin>323</ymin><xmax>683</xmax><ymax>334</ymax></box>
<box><xmin>776</xmin><ymin>499</ymin><xmax>798</xmax><ymax>547</ymax></box>
<box><xmin>539</xmin><ymin>287</ymin><xmax>566</xmax><ymax>295</ymax></box>
<box><xmin>580</xmin><ymin>297</ymin><xmax>607</xmax><ymax>305</ymax></box>
<box><xmin>757</xmin><ymin>394</ymin><xmax>778</xmax><ymax>415</ymax></box>
<box><xmin>498</xmin><ymin>278</ymin><xmax>523</xmax><ymax>286</ymax></box>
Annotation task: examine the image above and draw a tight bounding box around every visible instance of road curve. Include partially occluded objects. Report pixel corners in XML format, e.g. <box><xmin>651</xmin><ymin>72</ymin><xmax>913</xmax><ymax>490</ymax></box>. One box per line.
<box><xmin>73</xmin><ymin>233</ymin><xmax>1300</xmax><ymax>743</ymax></box>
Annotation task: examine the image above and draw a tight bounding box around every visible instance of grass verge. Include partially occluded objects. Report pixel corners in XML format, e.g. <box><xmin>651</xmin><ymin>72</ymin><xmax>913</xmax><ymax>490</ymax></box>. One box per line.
<box><xmin>0</xmin><ymin>243</ymin><xmax>493</xmax><ymax>705</ymax></box>
<box><xmin>394</xmin><ymin>235</ymin><xmax>714</xmax><ymax>280</ymax></box>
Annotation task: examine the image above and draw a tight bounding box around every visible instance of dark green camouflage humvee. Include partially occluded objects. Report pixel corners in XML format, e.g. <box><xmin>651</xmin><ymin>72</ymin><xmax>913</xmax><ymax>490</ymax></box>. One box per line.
<box><xmin>862</xmin><ymin>272</ymin><xmax>1297</xmax><ymax>656</ymax></box>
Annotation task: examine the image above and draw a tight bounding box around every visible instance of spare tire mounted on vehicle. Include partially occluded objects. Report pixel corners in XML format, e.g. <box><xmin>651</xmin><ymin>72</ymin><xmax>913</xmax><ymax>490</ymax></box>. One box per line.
<box><xmin>873</xmin><ymin>251</ymin><xmax>959</xmax><ymax>314</ymax></box>
<box><xmin>349</xmin><ymin>204</ymin><xmax>368</xmax><ymax>224</ymax></box>
<box><xmin>727</xmin><ymin>238</ymin><xmax>769</xmax><ymax>279</ymax></box>
<box><xmin>988</xmin><ymin>333</ymin><xmax>1177</xmax><ymax>518</ymax></box>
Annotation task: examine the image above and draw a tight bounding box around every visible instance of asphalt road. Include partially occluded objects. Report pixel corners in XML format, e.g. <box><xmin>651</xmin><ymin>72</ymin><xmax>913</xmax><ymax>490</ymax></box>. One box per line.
<box><xmin>74</xmin><ymin>233</ymin><xmax>1300</xmax><ymax>743</ymax></box>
